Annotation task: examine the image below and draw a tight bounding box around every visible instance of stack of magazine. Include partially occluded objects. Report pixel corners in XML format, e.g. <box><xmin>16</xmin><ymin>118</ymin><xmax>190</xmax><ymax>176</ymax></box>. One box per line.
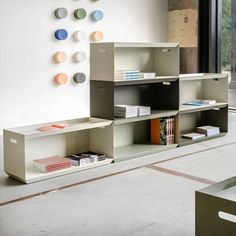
<box><xmin>114</xmin><ymin>105</ymin><xmax>138</xmax><ymax>118</ymax></box>
<box><xmin>33</xmin><ymin>156</ymin><xmax>72</xmax><ymax>173</ymax></box>
<box><xmin>182</xmin><ymin>125</ymin><xmax>220</xmax><ymax>140</ymax></box>
<box><xmin>115</xmin><ymin>70</ymin><xmax>140</xmax><ymax>80</ymax></box>
<box><xmin>115</xmin><ymin>105</ymin><xmax>151</xmax><ymax>118</ymax></box>
<box><xmin>66</xmin><ymin>151</ymin><xmax>106</xmax><ymax>166</ymax></box>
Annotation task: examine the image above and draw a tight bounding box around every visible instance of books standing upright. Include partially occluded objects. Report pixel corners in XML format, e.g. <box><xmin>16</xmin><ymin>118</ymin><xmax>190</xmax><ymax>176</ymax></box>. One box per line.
<box><xmin>151</xmin><ymin>117</ymin><xmax>175</xmax><ymax>145</ymax></box>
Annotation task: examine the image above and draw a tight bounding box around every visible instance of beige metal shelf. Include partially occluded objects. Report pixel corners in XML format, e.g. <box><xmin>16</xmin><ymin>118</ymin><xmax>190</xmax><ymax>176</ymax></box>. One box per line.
<box><xmin>114</xmin><ymin>110</ymin><xmax>178</xmax><ymax>125</ymax></box>
<box><xmin>114</xmin><ymin>143</ymin><xmax>178</xmax><ymax>162</ymax></box>
<box><xmin>179</xmin><ymin>102</ymin><xmax>228</xmax><ymax>114</ymax></box>
<box><xmin>178</xmin><ymin>132</ymin><xmax>227</xmax><ymax>147</ymax></box>
<box><xmin>21</xmin><ymin>158</ymin><xmax>113</xmax><ymax>184</ymax></box>
<box><xmin>6</xmin><ymin>117</ymin><xmax>113</xmax><ymax>139</ymax></box>
<box><xmin>114</xmin><ymin>76</ymin><xmax>179</xmax><ymax>86</ymax></box>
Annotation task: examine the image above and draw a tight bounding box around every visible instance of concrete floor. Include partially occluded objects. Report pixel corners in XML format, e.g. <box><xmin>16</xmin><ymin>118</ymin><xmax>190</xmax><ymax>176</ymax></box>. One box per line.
<box><xmin>0</xmin><ymin>113</ymin><xmax>236</xmax><ymax>236</ymax></box>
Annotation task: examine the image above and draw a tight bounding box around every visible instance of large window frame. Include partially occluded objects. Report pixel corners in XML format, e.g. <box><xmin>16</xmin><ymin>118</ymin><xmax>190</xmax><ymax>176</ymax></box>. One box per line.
<box><xmin>199</xmin><ymin>0</ymin><xmax>222</xmax><ymax>73</ymax></box>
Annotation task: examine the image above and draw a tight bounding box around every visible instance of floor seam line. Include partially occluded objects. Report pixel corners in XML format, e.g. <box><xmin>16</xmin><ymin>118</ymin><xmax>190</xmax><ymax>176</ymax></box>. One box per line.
<box><xmin>146</xmin><ymin>165</ymin><xmax>217</xmax><ymax>185</ymax></box>
<box><xmin>148</xmin><ymin>140</ymin><xmax>236</xmax><ymax>165</ymax></box>
<box><xmin>0</xmin><ymin>166</ymin><xmax>142</xmax><ymax>207</ymax></box>
<box><xmin>0</xmin><ymin>140</ymin><xmax>235</xmax><ymax>207</ymax></box>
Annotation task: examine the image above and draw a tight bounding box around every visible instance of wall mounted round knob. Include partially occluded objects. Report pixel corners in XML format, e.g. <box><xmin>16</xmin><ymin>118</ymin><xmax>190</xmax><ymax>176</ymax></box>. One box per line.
<box><xmin>73</xmin><ymin>30</ymin><xmax>86</xmax><ymax>42</ymax></box>
<box><xmin>73</xmin><ymin>73</ymin><xmax>86</xmax><ymax>84</ymax></box>
<box><xmin>53</xmin><ymin>51</ymin><xmax>67</xmax><ymax>63</ymax></box>
<box><xmin>91</xmin><ymin>10</ymin><xmax>104</xmax><ymax>22</ymax></box>
<box><xmin>74</xmin><ymin>8</ymin><xmax>87</xmax><ymax>20</ymax></box>
<box><xmin>73</xmin><ymin>51</ymin><xmax>86</xmax><ymax>63</ymax></box>
<box><xmin>91</xmin><ymin>31</ymin><xmax>104</xmax><ymax>42</ymax></box>
<box><xmin>54</xmin><ymin>8</ymin><xmax>68</xmax><ymax>19</ymax></box>
<box><xmin>54</xmin><ymin>73</ymin><xmax>68</xmax><ymax>85</ymax></box>
<box><xmin>54</xmin><ymin>29</ymin><xmax>68</xmax><ymax>40</ymax></box>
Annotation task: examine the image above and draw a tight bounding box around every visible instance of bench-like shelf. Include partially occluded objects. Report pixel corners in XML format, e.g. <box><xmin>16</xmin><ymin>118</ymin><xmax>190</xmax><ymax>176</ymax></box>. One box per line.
<box><xmin>23</xmin><ymin>158</ymin><xmax>113</xmax><ymax>184</ymax></box>
<box><xmin>4</xmin><ymin>117</ymin><xmax>114</xmax><ymax>183</ymax></box>
<box><xmin>6</xmin><ymin>117</ymin><xmax>113</xmax><ymax>139</ymax></box>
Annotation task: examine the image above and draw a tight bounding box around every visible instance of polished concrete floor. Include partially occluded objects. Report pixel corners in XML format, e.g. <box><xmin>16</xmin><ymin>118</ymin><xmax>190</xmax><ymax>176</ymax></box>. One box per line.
<box><xmin>0</xmin><ymin>113</ymin><xmax>236</xmax><ymax>236</ymax></box>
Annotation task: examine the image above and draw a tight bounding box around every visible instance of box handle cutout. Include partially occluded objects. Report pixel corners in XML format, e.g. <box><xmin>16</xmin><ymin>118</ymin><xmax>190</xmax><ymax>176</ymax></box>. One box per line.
<box><xmin>98</xmin><ymin>86</ymin><xmax>106</xmax><ymax>91</ymax></box>
<box><xmin>10</xmin><ymin>138</ymin><xmax>18</xmax><ymax>144</ymax></box>
<box><xmin>218</xmin><ymin>211</ymin><xmax>236</xmax><ymax>224</ymax></box>
<box><xmin>163</xmin><ymin>82</ymin><xmax>171</xmax><ymax>86</ymax></box>
<box><xmin>162</xmin><ymin>48</ymin><xmax>171</xmax><ymax>52</ymax></box>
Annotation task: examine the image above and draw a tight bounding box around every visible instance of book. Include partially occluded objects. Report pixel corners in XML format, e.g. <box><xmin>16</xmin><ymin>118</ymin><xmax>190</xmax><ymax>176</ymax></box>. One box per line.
<box><xmin>37</xmin><ymin>126</ymin><xmax>59</xmax><ymax>132</ymax></box>
<box><xmin>33</xmin><ymin>156</ymin><xmax>71</xmax><ymax>173</ymax></box>
<box><xmin>114</xmin><ymin>105</ymin><xmax>138</xmax><ymax>118</ymax></box>
<box><xmin>182</xmin><ymin>132</ymin><xmax>206</xmax><ymax>140</ymax></box>
<box><xmin>115</xmin><ymin>70</ymin><xmax>140</xmax><ymax>80</ymax></box>
<box><xmin>136</xmin><ymin>106</ymin><xmax>151</xmax><ymax>116</ymax></box>
<box><xmin>140</xmin><ymin>72</ymin><xmax>156</xmax><ymax>79</ymax></box>
<box><xmin>151</xmin><ymin>117</ymin><xmax>175</xmax><ymax>145</ymax></box>
<box><xmin>52</xmin><ymin>123</ymin><xmax>69</xmax><ymax>129</ymax></box>
<box><xmin>67</xmin><ymin>151</ymin><xmax>106</xmax><ymax>166</ymax></box>
<box><xmin>196</xmin><ymin>125</ymin><xmax>220</xmax><ymax>136</ymax></box>
<box><xmin>199</xmin><ymin>100</ymin><xmax>216</xmax><ymax>105</ymax></box>
<box><xmin>182</xmin><ymin>99</ymin><xmax>216</xmax><ymax>106</ymax></box>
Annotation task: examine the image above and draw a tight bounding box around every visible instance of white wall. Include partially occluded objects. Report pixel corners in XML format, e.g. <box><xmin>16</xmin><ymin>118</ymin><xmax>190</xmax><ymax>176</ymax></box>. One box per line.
<box><xmin>0</xmin><ymin>0</ymin><xmax>168</xmax><ymax>132</ymax></box>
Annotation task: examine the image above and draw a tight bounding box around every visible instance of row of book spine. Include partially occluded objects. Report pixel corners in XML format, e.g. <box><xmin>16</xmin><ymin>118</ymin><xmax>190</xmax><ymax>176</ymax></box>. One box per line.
<box><xmin>151</xmin><ymin>117</ymin><xmax>175</xmax><ymax>145</ymax></box>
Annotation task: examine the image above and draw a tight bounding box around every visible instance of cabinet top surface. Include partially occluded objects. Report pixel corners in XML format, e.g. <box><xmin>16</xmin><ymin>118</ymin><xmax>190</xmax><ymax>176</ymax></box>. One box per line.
<box><xmin>4</xmin><ymin>117</ymin><xmax>112</xmax><ymax>139</ymax></box>
<box><xmin>179</xmin><ymin>73</ymin><xmax>228</xmax><ymax>81</ymax></box>
<box><xmin>91</xmin><ymin>42</ymin><xmax>179</xmax><ymax>48</ymax></box>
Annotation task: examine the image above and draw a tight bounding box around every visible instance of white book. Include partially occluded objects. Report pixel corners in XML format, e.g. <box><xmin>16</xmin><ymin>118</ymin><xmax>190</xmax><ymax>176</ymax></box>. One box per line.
<box><xmin>140</xmin><ymin>72</ymin><xmax>156</xmax><ymax>79</ymax></box>
<box><xmin>114</xmin><ymin>105</ymin><xmax>138</xmax><ymax>118</ymax></box>
<box><xmin>182</xmin><ymin>132</ymin><xmax>206</xmax><ymax>140</ymax></box>
<box><xmin>198</xmin><ymin>99</ymin><xmax>216</xmax><ymax>105</ymax></box>
<box><xmin>135</xmin><ymin>106</ymin><xmax>151</xmax><ymax>116</ymax></box>
<box><xmin>196</xmin><ymin>126</ymin><xmax>220</xmax><ymax>136</ymax></box>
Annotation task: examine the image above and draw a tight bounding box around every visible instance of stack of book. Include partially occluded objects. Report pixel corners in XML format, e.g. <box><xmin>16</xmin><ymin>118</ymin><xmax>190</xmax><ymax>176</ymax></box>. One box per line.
<box><xmin>182</xmin><ymin>133</ymin><xmax>206</xmax><ymax>140</ymax></box>
<box><xmin>115</xmin><ymin>70</ymin><xmax>140</xmax><ymax>80</ymax></box>
<box><xmin>136</xmin><ymin>106</ymin><xmax>151</xmax><ymax>116</ymax></box>
<box><xmin>182</xmin><ymin>99</ymin><xmax>216</xmax><ymax>106</ymax></box>
<box><xmin>33</xmin><ymin>156</ymin><xmax>72</xmax><ymax>173</ymax></box>
<box><xmin>182</xmin><ymin>125</ymin><xmax>220</xmax><ymax>140</ymax></box>
<box><xmin>66</xmin><ymin>151</ymin><xmax>106</xmax><ymax>166</ymax></box>
<box><xmin>140</xmin><ymin>72</ymin><xmax>156</xmax><ymax>79</ymax></box>
<box><xmin>196</xmin><ymin>125</ymin><xmax>220</xmax><ymax>136</ymax></box>
<box><xmin>151</xmin><ymin>117</ymin><xmax>175</xmax><ymax>145</ymax></box>
<box><xmin>114</xmin><ymin>105</ymin><xmax>138</xmax><ymax>118</ymax></box>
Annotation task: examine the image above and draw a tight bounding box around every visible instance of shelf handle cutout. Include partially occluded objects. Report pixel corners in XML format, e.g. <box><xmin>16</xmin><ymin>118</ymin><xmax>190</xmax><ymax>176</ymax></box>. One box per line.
<box><xmin>162</xmin><ymin>48</ymin><xmax>171</xmax><ymax>53</ymax></box>
<box><xmin>163</xmin><ymin>82</ymin><xmax>171</xmax><ymax>86</ymax></box>
<box><xmin>10</xmin><ymin>138</ymin><xmax>18</xmax><ymax>144</ymax></box>
<box><xmin>218</xmin><ymin>211</ymin><xmax>236</xmax><ymax>224</ymax></box>
<box><xmin>98</xmin><ymin>86</ymin><xmax>106</xmax><ymax>92</ymax></box>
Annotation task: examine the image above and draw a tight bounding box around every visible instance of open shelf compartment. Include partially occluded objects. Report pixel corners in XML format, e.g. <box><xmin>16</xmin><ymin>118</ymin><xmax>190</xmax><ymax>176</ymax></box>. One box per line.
<box><xmin>179</xmin><ymin>73</ymin><xmax>228</xmax><ymax>113</ymax></box>
<box><xmin>178</xmin><ymin>107</ymin><xmax>228</xmax><ymax>146</ymax></box>
<box><xmin>114</xmin><ymin>118</ymin><xmax>177</xmax><ymax>162</ymax></box>
<box><xmin>4</xmin><ymin>120</ymin><xmax>114</xmax><ymax>183</ymax></box>
<box><xmin>90</xmin><ymin>42</ymin><xmax>180</xmax><ymax>82</ymax></box>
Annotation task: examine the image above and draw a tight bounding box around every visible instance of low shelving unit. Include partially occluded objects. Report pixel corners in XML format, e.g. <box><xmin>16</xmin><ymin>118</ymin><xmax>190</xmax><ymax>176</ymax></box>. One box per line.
<box><xmin>3</xmin><ymin>42</ymin><xmax>229</xmax><ymax>183</ymax></box>
<box><xmin>4</xmin><ymin>117</ymin><xmax>113</xmax><ymax>183</ymax></box>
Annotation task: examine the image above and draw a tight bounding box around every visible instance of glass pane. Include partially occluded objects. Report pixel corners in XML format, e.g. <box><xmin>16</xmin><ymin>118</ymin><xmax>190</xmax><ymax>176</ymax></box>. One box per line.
<box><xmin>223</xmin><ymin>1</ymin><xmax>234</xmax><ymax>108</ymax></box>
